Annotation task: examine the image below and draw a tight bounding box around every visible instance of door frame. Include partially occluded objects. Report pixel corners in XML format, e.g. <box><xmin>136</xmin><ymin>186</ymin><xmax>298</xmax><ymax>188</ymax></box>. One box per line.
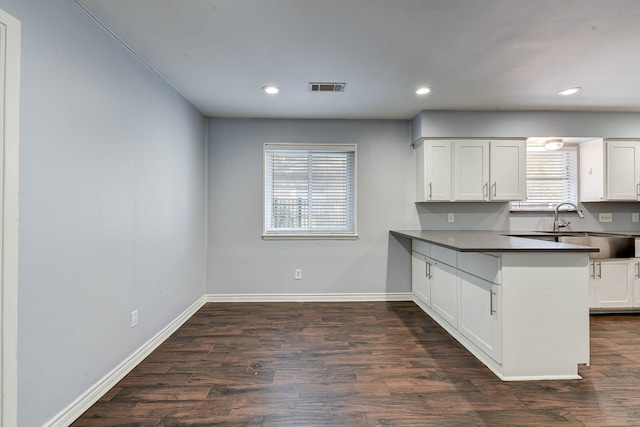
<box><xmin>0</xmin><ymin>7</ymin><xmax>20</xmax><ymax>427</ymax></box>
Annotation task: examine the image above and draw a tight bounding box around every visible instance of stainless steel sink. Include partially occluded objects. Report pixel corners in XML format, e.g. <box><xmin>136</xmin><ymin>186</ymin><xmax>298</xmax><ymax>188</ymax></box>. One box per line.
<box><xmin>557</xmin><ymin>234</ymin><xmax>635</xmax><ymax>259</ymax></box>
<box><xmin>518</xmin><ymin>231</ymin><xmax>636</xmax><ymax>258</ymax></box>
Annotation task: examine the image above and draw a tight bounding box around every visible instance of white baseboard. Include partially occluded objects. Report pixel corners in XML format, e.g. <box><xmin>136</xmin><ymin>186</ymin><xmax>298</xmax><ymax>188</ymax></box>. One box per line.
<box><xmin>204</xmin><ymin>292</ymin><xmax>413</xmax><ymax>302</ymax></box>
<box><xmin>44</xmin><ymin>296</ymin><xmax>208</xmax><ymax>427</ymax></box>
<box><xmin>45</xmin><ymin>292</ymin><xmax>411</xmax><ymax>426</ymax></box>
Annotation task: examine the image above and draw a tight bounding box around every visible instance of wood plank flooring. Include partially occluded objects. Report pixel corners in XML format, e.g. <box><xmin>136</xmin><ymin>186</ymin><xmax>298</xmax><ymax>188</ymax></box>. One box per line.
<box><xmin>72</xmin><ymin>302</ymin><xmax>640</xmax><ymax>426</ymax></box>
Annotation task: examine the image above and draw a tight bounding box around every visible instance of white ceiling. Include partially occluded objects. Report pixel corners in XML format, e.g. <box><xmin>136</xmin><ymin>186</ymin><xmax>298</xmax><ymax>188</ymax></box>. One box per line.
<box><xmin>75</xmin><ymin>0</ymin><xmax>640</xmax><ymax>120</ymax></box>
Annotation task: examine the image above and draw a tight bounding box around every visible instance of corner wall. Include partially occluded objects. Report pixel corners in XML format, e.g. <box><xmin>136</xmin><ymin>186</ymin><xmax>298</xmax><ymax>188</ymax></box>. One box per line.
<box><xmin>0</xmin><ymin>1</ymin><xmax>207</xmax><ymax>425</ymax></box>
<box><xmin>206</xmin><ymin>118</ymin><xmax>416</xmax><ymax>297</ymax></box>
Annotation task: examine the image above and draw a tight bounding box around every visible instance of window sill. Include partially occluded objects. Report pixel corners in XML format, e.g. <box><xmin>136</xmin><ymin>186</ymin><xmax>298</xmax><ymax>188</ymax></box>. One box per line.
<box><xmin>262</xmin><ymin>233</ymin><xmax>359</xmax><ymax>241</ymax></box>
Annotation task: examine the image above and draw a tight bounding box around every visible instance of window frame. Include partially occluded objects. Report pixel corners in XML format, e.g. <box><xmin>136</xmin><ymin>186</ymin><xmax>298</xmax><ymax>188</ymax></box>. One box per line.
<box><xmin>263</xmin><ymin>143</ymin><xmax>358</xmax><ymax>240</ymax></box>
<box><xmin>510</xmin><ymin>143</ymin><xmax>579</xmax><ymax>212</ymax></box>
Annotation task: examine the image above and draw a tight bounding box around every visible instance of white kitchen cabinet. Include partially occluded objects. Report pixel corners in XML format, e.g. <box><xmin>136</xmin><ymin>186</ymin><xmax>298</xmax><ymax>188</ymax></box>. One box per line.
<box><xmin>606</xmin><ymin>140</ymin><xmax>640</xmax><ymax>201</ymax></box>
<box><xmin>590</xmin><ymin>259</ymin><xmax>634</xmax><ymax>308</ymax></box>
<box><xmin>459</xmin><ymin>271</ymin><xmax>502</xmax><ymax>363</ymax></box>
<box><xmin>417</xmin><ymin>138</ymin><xmax>525</xmax><ymax>202</ymax></box>
<box><xmin>490</xmin><ymin>140</ymin><xmax>526</xmax><ymax>200</ymax></box>
<box><xmin>453</xmin><ymin>140</ymin><xmax>489</xmax><ymax>201</ymax></box>
<box><xmin>579</xmin><ymin>139</ymin><xmax>640</xmax><ymax>202</ymax></box>
<box><xmin>414</xmin><ymin>139</ymin><xmax>452</xmax><ymax>201</ymax></box>
<box><xmin>579</xmin><ymin>139</ymin><xmax>605</xmax><ymax>202</ymax></box>
<box><xmin>403</xmin><ymin>231</ymin><xmax>590</xmax><ymax>380</ymax></box>
<box><xmin>411</xmin><ymin>251</ymin><xmax>432</xmax><ymax>308</ymax></box>
<box><xmin>431</xmin><ymin>259</ymin><xmax>459</xmax><ymax>328</ymax></box>
<box><xmin>633</xmin><ymin>259</ymin><xmax>640</xmax><ymax>308</ymax></box>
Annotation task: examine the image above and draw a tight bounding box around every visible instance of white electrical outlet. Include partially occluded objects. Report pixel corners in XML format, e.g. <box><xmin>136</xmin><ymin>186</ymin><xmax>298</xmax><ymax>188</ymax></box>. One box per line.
<box><xmin>294</xmin><ymin>269</ymin><xmax>302</xmax><ymax>280</ymax></box>
<box><xmin>599</xmin><ymin>213</ymin><xmax>613</xmax><ymax>223</ymax></box>
<box><xmin>448</xmin><ymin>213</ymin><xmax>455</xmax><ymax>223</ymax></box>
<box><xmin>633</xmin><ymin>213</ymin><xmax>639</xmax><ymax>223</ymax></box>
<box><xmin>131</xmin><ymin>309</ymin><xmax>138</xmax><ymax>328</ymax></box>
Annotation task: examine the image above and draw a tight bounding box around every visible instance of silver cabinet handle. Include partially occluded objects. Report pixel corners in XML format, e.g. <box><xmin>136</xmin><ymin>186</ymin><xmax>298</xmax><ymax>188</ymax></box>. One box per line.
<box><xmin>597</xmin><ymin>262</ymin><xmax>602</xmax><ymax>279</ymax></box>
<box><xmin>636</xmin><ymin>262</ymin><xmax>640</xmax><ymax>279</ymax></box>
<box><xmin>490</xmin><ymin>289</ymin><xmax>497</xmax><ymax>315</ymax></box>
<box><xmin>637</xmin><ymin>183</ymin><xmax>640</xmax><ymax>200</ymax></box>
<box><xmin>483</xmin><ymin>182</ymin><xmax>489</xmax><ymax>200</ymax></box>
<box><xmin>589</xmin><ymin>262</ymin><xmax>595</xmax><ymax>279</ymax></box>
<box><xmin>425</xmin><ymin>260</ymin><xmax>431</xmax><ymax>279</ymax></box>
<box><xmin>429</xmin><ymin>182</ymin><xmax>432</xmax><ymax>199</ymax></box>
<box><xmin>492</xmin><ymin>182</ymin><xmax>497</xmax><ymax>198</ymax></box>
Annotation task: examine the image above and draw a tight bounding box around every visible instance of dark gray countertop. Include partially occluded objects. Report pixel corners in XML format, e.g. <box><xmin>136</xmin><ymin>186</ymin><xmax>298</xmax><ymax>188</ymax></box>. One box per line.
<box><xmin>390</xmin><ymin>230</ymin><xmax>600</xmax><ymax>253</ymax></box>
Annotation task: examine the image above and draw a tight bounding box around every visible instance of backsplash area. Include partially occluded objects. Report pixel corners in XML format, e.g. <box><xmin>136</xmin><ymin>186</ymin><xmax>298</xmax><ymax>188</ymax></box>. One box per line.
<box><xmin>416</xmin><ymin>202</ymin><xmax>640</xmax><ymax>232</ymax></box>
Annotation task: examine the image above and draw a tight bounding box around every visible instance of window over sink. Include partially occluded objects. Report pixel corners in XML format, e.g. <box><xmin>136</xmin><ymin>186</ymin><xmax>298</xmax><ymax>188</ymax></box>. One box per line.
<box><xmin>510</xmin><ymin>138</ymin><xmax>578</xmax><ymax>212</ymax></box>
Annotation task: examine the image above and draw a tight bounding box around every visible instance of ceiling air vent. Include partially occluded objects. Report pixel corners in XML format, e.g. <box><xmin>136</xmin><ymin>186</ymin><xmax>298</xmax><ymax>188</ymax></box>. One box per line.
<box><xmin>309</xmin><ymin>82</ymin><xmax>346</xmax><ymax>92</ymax></box>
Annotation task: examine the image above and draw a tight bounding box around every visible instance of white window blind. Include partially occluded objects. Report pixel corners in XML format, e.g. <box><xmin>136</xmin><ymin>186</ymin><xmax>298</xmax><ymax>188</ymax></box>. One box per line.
<box><xmin>511</xmin><ymin>146</ymin><xmax>578</xmax><ymax>211</ymax></box>
<box><xmin>264</xmin><ymin>144</ymin><xmax>357</xmax><ymax>238</ymax></box>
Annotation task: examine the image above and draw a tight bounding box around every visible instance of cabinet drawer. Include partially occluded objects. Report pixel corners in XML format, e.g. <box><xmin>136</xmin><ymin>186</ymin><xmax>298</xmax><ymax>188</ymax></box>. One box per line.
<box><xmin>431</xmin><ymin>245</ymin><xmax>457</xmax><ymax>267</ymax></box>
<box><xmin>457</xmin><ymin>251</ymin><xmax>501</xmax><ymax>284</ymax></box>
<box><xmin>412</xmin><ymin>240</ymin><xmax>431</xmax><ymax>257</ymax></box>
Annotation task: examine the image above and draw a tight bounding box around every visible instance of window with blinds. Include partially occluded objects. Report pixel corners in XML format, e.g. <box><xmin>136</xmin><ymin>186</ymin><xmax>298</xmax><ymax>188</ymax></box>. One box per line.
<box><xmin>510</xmin><ymin>145</ymin><xmax>578</xmax><ymax>211</ymax></box>
<box><xmin>263</xmin><ymin>144</ymin><xmax>357</xmax><ymax>239</ymax></box>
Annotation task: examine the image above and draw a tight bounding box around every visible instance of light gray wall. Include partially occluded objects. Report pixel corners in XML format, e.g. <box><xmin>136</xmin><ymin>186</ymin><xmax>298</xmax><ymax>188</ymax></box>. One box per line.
<box><xmin>0</xmin><ymin>1</ymin><xmax>207</xmax><ymax>425</ymax></box>
<box><xmin>207</xmin><ymin>118</ymin><xmax>416</xmax><ymax>296</ymax></box>
<box><xmin>411</xmin><ymin>110</ymin><xmax>640</xmax><ymax>142</ymax></box>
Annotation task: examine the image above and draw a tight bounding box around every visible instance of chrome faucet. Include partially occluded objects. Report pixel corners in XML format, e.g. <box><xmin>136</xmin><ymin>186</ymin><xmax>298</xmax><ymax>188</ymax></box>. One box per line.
<box><xmin>553</xmin><ymin>202</ymin><xmax>585</xmax><ymax>232</ymax></box>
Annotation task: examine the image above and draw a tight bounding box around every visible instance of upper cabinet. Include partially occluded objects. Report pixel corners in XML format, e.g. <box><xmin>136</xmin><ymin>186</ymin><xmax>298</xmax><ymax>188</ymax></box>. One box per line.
<box><xmin>580</xmin><ymin>139</ymin><xmax>640</xmax><ymax>202</ymax></box>
<box><xmin>415</xmin><ymin>139</ymin><xmax>452</xmax><ymax>201</ymax></box>
<box><xmin>415</xmin><ymin>138</ymin><xmax>526</xmax><ymax>202</ymax></box>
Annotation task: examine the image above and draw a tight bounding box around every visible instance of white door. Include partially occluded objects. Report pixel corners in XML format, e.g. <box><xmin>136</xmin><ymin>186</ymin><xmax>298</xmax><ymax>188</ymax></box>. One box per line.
<box><xmin>425</xmin><ymin>141</ymin><xmax>452</xmax><ymax>201</ymax></box>
<box><xmin>606</xmin><ymin>141</ymin><xmax>640</xmax><ymax>201</ymax></box>
<box><xmin>458</xmin><ymin>271</ymin><xmax>501</xmax><ymax>362</ymax></box>
<box><xmin>490</xmin><ymin>140</ymin><xmax>526</xmax><ymax>200</ymax></box>
<box><xmin>453</xmin><ymin>140</ymin><xmax>489</xmax><ymax>201</ymax></box>
<box><xmin>0</xmin><ymin>7</ymin><xmax>20</xmax><ymax>427</ymax></box>
<box><xmin>633</xmin><ymin>259</ymin><xmax>640</xmax><ymax>308</ymax></box>
<box><xmin>594</xmin><ymin>260</ymin><xmax>633</xmax><ymax>308</ymax></box>
<box><xmin>411</xmin><ymin>252</ymin><xmax>431</xmax><ymax>307</ymax></box>
<box><xmin>431</xmin><ymin>260</ymin><xmax>459</xmax><ymax>328</ymax></box>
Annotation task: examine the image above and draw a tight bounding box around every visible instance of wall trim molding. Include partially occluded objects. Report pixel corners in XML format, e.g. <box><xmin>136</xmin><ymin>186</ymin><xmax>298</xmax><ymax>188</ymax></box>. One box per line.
<box><xmin>45</xmin><ymin>292</ymin><xmax>411</xmax><ymax>426</ymax></box>
<box><xmin>44</xmin><ymin>296</ymin><xmax>208</xmax><ymax>427</ymax></box>
<box><xmin>204</xmin><ymin>292</ymin><xmax>413</xmax><ymax>303</ymax></box>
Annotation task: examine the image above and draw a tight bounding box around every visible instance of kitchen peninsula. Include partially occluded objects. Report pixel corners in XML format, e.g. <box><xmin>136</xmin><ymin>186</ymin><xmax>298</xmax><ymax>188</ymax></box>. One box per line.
<box><xmin>391</xmin><ymin>230</ymin><xmax>597</xmax><ymax>381</ymax></box>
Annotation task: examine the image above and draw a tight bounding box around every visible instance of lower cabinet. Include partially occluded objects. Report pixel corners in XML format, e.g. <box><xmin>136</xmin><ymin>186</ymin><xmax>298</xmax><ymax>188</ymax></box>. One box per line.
<box><xmin>411</xmin><ymin>251</ymin><xmax>432</xmax><ymax>307</ymax></box>
<box><xmin>589</xmin><ymin>259</ymin><xmax>634</xmax><ymax>309</ymax></box>
<box><xmin>409</xmin><ymin>242</ymin><xmax>589</xmax><ymax>380</ymax></box>
<box><xmin>634</xmin><ymin>259</ymin><xmax>640</xmax><ymax>308</ymax></box>
<box><xmin>431</xmin><ymin>260</ymin><xmax>459</xmax><ymax>328</ymax></box>
<box><xmin>458</xmin><ymin>271</ymin><xmax>502</xmax><ymax>363</ymax></box>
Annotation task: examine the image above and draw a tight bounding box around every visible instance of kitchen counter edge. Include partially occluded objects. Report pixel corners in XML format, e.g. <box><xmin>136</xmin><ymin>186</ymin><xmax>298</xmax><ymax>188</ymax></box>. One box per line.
<box><xmin>390</xmin><ymin>230</ymin><xmax>599</xmax><ymax>253</ymax></box>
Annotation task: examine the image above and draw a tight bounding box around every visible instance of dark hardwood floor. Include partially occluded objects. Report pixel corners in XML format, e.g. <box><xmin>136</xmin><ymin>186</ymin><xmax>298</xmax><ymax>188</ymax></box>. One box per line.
<box><xmin>72</xmin><ymin>302</ymin><xmax>640</xmax><ymax>426</ymax></box>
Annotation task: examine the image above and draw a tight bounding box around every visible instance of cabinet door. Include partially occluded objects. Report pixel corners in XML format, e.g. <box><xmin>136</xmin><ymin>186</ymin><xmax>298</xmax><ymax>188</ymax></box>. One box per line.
<box><xmin>593</xmin><ymin>259</ymin><xmax>634</xmax><ymax>308</ymax></box>
<box><xmin>633</xmin><ymin>259</ymin><xmax>640</xmax><ymax>308</ymax></box>
<box><xmin>459</xmin><ymin>271</ymin><xmax>501</xmax><ymax>363</ymax></box>
<box><xmin>453</xmin><ymin>140</ymin><xmax>489</xmax><ymax>201</ymax></box>
<box><xmin>411</xmin><ymin>251</ymin><xmax>432</xmax><ymax>307</ymax></box>
<box><xmin>588</xmin><ymin>262</ymin><xmax>597</xmax><ymax>308</ymax></box>
<box><xmin>426</xmin><ymin>141</ymin><xmax>452</xmax><ymax>201</ymax></box>
<box><xmin>415</xmin><ymin>140</ymin><xmax>452</xmax><ymax>202</ymax></box>
<box><xmin>606</xmin><ymin>141</ymin><xmax>640</xmax><ymax>201</ymax></box>
<box><xmin>490</xmin><ymin>140</ymin><xmax>526</xmax><ymax>201</ymax></box>
<box><xmin>431</xmin><ymin>260</ymin><xmax>459</xmax><ymax>328</ymax></box>
<box><xmin>579</xmin><ymin>139</ymin><xmax>605</xmax><ymax>202</ymax></box>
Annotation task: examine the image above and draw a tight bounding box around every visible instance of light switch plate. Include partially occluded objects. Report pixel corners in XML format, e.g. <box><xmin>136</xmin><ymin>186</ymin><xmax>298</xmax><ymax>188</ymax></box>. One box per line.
<box><xmin>448</xmin><ymin>213</ymin><xmax>454</xmax><ymax>223</ymax></box>
<box><xmin>599</xmin><ymin>213</ymin><xmax>613</xmax><ymax>223</ymax></box>
<box><xmin>633</xmin><ymin>213</ymin><xmax>639</xmax><ymax>223</ymax></box>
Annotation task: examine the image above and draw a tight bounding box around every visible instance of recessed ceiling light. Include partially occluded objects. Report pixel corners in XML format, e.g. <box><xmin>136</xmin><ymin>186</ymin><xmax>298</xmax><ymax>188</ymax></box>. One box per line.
<box><xmin>263</xmin><ymin>86</ymin><xmax>280</xmax><ymax>95</ymax></box>
<box><xmin>416</xmin><ymin>87</ymin><xmax>432</xmax><ymax>95</ymax></box>
<box><xmin>558</xmin><ymin>87</ymin><xmax>581</xmax><ymax>96</ymax></box>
